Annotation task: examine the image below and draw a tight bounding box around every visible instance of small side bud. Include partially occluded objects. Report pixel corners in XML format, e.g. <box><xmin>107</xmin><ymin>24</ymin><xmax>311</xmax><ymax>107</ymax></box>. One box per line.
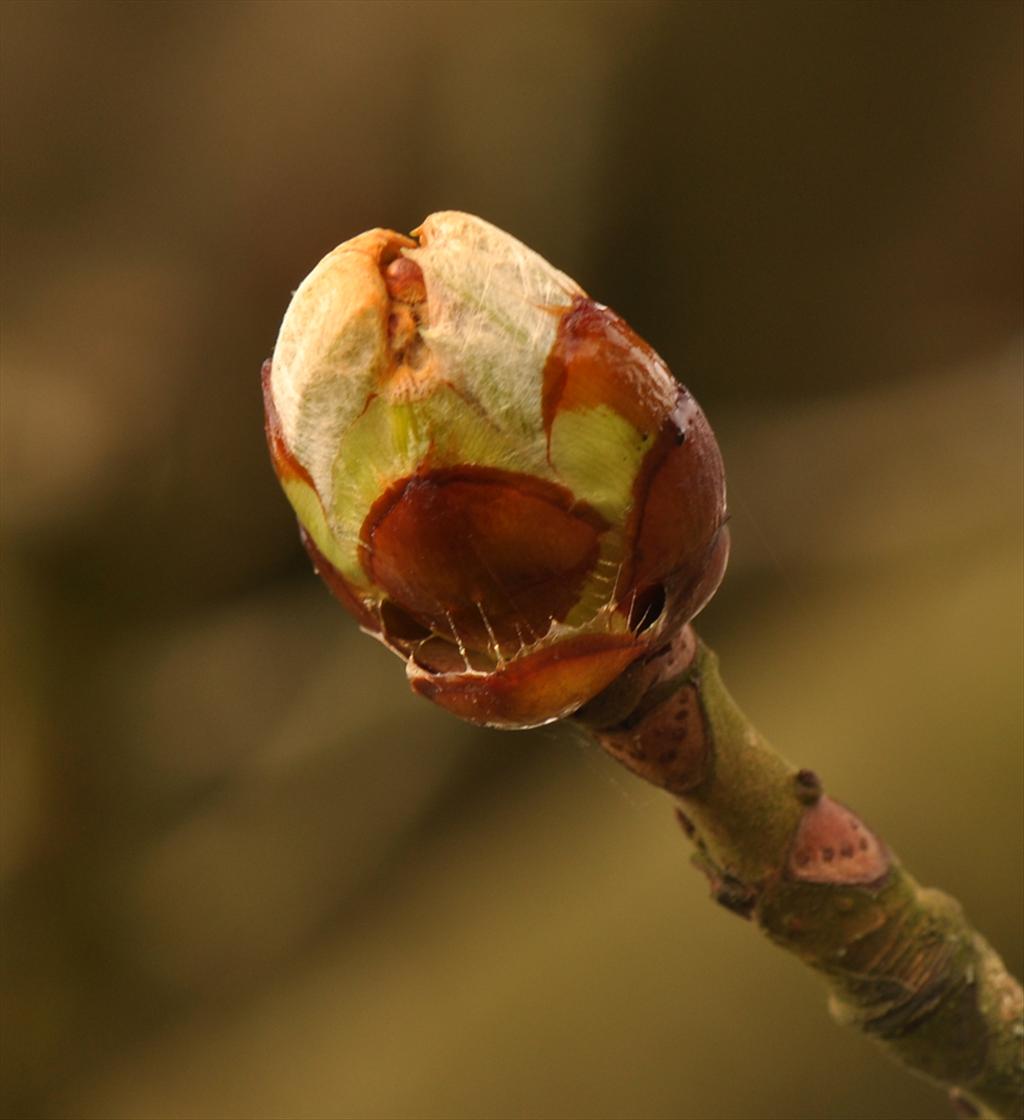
<box><xmin>263</xmin><ymin>212</ymin><xmax>729</xmax><ymax>728</ymax></box>
<box><xmin>794</xmin><ymin>768</ymin><xmax>823</xmax><ymax>805</ymax></box>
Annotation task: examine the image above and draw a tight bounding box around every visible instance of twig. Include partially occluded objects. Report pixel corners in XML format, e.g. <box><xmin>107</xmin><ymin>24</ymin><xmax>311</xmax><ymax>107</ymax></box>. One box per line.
<box><xmin>577</xmin><ymin>626</ymin><xmax>1024</xmax><ymax>1120</ymax></box>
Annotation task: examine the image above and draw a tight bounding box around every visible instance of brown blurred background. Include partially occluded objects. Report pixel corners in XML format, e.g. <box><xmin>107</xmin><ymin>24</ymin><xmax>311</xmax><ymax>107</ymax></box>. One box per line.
<box><xmin>1</xmin><ymin>3</ymin><xmax>1021</xmax><ymax>1119</ymax></box>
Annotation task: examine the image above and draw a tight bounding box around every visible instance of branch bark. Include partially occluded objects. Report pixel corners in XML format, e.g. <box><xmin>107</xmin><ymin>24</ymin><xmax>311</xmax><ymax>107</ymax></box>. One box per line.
<box><xmin>575</xmin><ymin>626</ymin><xmax>1024</xmax><ymax>1120</ymax></box>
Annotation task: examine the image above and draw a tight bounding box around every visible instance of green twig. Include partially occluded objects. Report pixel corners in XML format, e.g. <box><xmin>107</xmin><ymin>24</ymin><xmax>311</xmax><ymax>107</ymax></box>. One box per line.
<box><xmin>577</xmin><ymin>627</ymin><xmax>1024</xmax><ymax>1120</ymax></box>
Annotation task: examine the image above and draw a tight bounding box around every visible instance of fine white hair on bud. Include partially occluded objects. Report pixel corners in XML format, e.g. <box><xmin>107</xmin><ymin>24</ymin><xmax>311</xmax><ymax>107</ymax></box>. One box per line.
<box><xmin>405</xmin><ymin>212</ymin><xmax>583</xmax><ymax>429</ymax></box>
<box><xmin>264</xmin><ymin>211</ymin><xmax>729</xmax><ymax>728</ymax></box>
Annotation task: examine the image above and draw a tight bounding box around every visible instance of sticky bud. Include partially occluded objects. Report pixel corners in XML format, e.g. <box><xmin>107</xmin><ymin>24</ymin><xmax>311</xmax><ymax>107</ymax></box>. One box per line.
<box><xmin>263</xmin><ymin>212</ymin><xmax>729</xmax><ymax>728</ymax></box>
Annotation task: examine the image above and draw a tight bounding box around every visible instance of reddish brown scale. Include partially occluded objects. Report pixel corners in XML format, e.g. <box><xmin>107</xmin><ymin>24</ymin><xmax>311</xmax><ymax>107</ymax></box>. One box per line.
<box><xmin>360</xmin><ymin>466</ymin><xmax>608</xmax><ymax>654</ymax></box>
<box><xmin>412</xmin><ymin>630</ymin><xmax>646</xmax><ymax>729</ymax></box>
<box><xmin>261</xmin><ymin>358</ymin><xmax>316</xmax><ymax>490</ymax></box>
<box><xmin>596</xmin><ymin>681</ymin><xmax>711</xmax><ymax>796</ymax></box>
<box><xmin>623</xmin><ymin>400</ymin><xmax>726</xmax><ymax>600</ymax></box>
<box><xmin>540</xmin><ymin>302</ymin><xmax>728</xmax><ymax>626</ymax></box>
<box><xmin>541</xmin><ymin>298</ymin><xmax>670</xmax><ymax>447</ymax></box>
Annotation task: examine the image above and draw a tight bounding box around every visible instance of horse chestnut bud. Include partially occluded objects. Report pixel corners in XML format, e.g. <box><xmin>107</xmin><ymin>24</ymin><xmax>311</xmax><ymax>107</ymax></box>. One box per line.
<box><xmin>263</xmin><ymin>212</ymin><xmax>728</xmax><ymax>728</ymax></box>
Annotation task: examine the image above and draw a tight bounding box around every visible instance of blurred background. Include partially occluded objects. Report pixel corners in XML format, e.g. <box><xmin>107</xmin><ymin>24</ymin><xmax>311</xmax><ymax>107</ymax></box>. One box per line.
<box><xmin>1</xmin><ymin>3</ymin><xmax>1021</xmax><ymax>1118</ymax></box>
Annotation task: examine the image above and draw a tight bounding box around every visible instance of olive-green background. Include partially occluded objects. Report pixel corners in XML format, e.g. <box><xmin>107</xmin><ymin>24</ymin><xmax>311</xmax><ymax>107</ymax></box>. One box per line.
<box><xmin>2</xmin><ymin>3</ymin><xmax>1021</xmax><ymax>1119</ymax></box>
